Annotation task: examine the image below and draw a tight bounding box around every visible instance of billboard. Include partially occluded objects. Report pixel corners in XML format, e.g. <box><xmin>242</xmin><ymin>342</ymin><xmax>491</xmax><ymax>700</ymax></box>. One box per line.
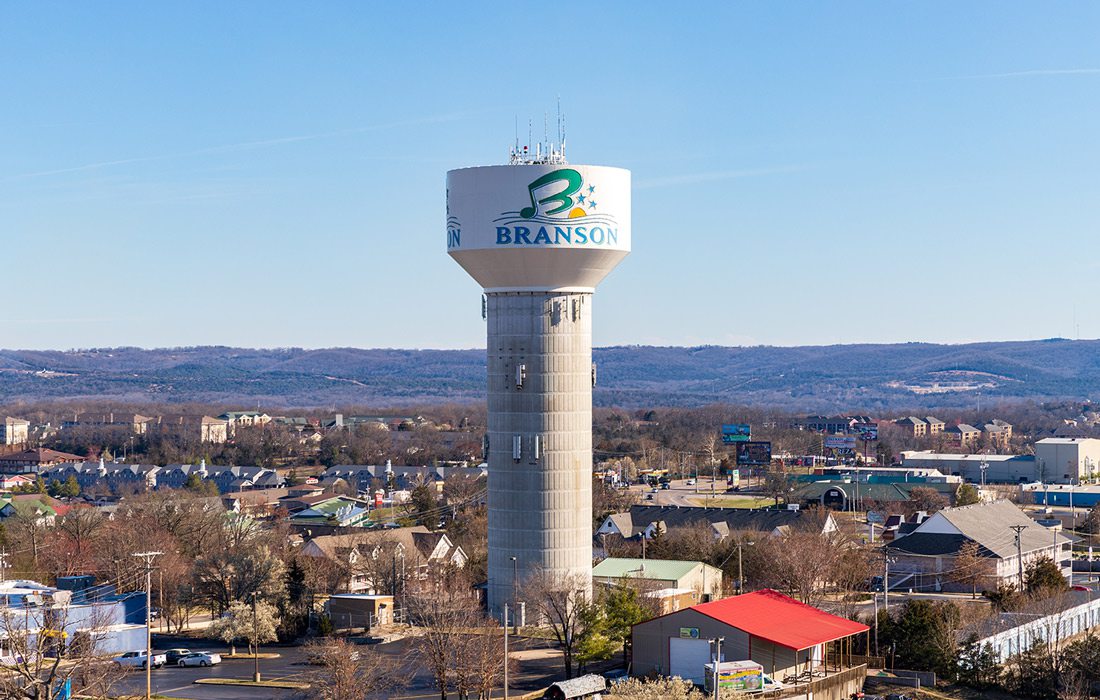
<box><xmin>721</xmin><ymin>424</ymin><xmax>751</xmax><ymax>443</ymax></box>
<box><xmin>825</xmin><ymin>436</ymin><xmax>857</xmax><ymax>450</ymax></box>
<box><xmin>736</xmin><ymin>441</ymin><xmax>772</xmax><ymax>466</ymax></box>
<box><xmin>855</xmin><ymin>423</ymin><xmax>879</xmax><ymax>441</ymax></box>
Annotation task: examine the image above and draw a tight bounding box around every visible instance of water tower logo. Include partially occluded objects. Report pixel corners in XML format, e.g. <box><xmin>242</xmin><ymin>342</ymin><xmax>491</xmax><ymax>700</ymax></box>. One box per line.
<box><xmin>493</xmin><ymin>167</ymin><xmax>619</xmax><ymax>246</ymax></box>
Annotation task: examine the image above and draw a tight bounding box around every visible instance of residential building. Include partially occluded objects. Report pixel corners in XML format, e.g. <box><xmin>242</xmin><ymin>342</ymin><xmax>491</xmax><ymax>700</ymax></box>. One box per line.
<box><xmin>924</xmin><ymin>416</ymin><xmax>946</xmax><ymax>435</ymax></box>
<box><xmin>592</xmin><ymin>558</ymin><xmax>722</xmax><ymax>603</ymax></box>
<box><xmin>0</xmin><ymin>448</ymin><xmax>84</xmax><ymax>474</ymax></box>
<box><xmin>43</xmin><ymin>460</ymin><xmax>160</xmax><ymax>494</ymax></box>
<box><xmin>1034</xmin><ymin>437</ymin><xmax>1100</xmax><ymax>483</ymax></box>
<box><xmin>885</xmin><ymin>500</ymin><xmax>1071</xmax><ymax>592</ymax></box>
<box><xmin>61</xmin><ymin>414</ymin><xmax>153</xmax><ymax>435</ymax></box>
<box><xmin>3</xmin><ymin>417</ymin><xmax>29</xmax><ymax>446</ymax></box>
<box><xmin>982</xmin><ymin>420</ymin><xmax>1013</xmax><ymax>447</ymax></box>
<box><xmin>894</xmin><ymin>417</ymin><xmax>927</xmax><ymax>437</ymax></box>
<box><xmin>150</xmin><ymin>415</ymin><xmax>229</xmax><ymax>444</ymax></box>
<box><xmin>631</xmin><ymin>589</ymin><xmax>869</xmax><ymax>687</ymax></box>
<box><xmin>156</xmin><ymin>461</ymin><xmax>283</xmax><ymax>492</ymax></box>
<box><xmin>0</xmin><ymin>495</ymin><xmax>70</xmax><ymax>524</ymax></box>
<box><xmin>287</xmin><ymin>495</ymin><xmax>373</xmax><ymax>531</ymax></box>
<box><xmin>944</xmin><ymin>423</ymin><xmax>981</xmax><ymax>448</ymax></box>
<box><xmin>900</xmin><ymin>451</ymin><xmax>1041</xmax><ymax>483</ymax></box>
<box><xmin>300</xmin><ymin>526</ymin><xmax>467</xmax><ymax>592</ymax></box>
<box><xmin>596</xmin><ymin>506</ymin><xmax>838</xmax><ymax>542</ymax></box>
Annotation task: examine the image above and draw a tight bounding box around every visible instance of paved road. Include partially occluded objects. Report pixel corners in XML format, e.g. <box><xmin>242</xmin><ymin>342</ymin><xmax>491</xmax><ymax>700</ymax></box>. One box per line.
<box><xmin>112</xmin><ymin>633</ymin><xmax>584</xmax><ymax>699</ymax></box>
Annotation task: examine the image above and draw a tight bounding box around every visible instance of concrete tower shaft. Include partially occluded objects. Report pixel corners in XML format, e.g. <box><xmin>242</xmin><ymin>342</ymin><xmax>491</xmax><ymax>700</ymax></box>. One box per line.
<box><xmin>486</xmin><ymin>291</ymin><xmax>594</xmax><ymax>615</ymax></box>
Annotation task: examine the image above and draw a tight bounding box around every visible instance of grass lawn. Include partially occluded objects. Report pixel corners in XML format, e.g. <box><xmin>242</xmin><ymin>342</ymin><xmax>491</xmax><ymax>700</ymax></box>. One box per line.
<box><xmin>686</xmin><ymin>496</ymin><xmax>775</xmax><ymax>509</ymax></box>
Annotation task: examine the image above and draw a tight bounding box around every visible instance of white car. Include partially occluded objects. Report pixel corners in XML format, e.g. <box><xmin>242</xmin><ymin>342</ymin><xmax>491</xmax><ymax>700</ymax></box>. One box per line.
<box><xmin>177</xmin><ymin>651</ymin><xmax>221</xmax><ymax>667</ymax></box>
<box><xmin>686</xmin><ymin>478</ymin><xmax>696</xmax><ymax>486</ymax></box>
<box><xmin>114</xmin><ymin>651</ymin><xmax>166</xmax><ymax>669</ymax></box>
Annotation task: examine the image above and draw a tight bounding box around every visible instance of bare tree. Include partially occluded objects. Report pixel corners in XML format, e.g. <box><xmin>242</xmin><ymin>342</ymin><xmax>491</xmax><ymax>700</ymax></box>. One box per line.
<box><xmin>405</xmin><ymin>587</ymin><xmax>482</xmax><ymax>700</ymax></box>
<box><xmin>305</xmin><ymin>637</ymin><xmax>404</xmax><ymax>700</ymax></box>
<box><xmin>948</xmin><ymin>541</ymin><xmax>987</xmax><ymax>598</ymax></box>
<box><xmin>0</xmin><ymin>600</ymin><xmax>127</xmax><ymax>700</ymax></box>
<box><xmin>523</xmin><ymin>567</ymin><xmax>597</xmax><ymax>679</ymax></box>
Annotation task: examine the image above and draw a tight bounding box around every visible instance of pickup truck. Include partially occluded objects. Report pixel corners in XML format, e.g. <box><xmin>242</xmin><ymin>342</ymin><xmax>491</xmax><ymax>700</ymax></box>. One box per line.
<box><xmin>114</xmin><ymin>651</ymin><xmax>166</xmax><ymax>669</ymax></box>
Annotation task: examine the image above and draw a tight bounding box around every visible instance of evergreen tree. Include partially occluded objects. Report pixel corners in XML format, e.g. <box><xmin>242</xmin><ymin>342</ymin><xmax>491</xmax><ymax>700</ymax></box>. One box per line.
<box><xmin>59</xmin><ymin>475</ymin><xmax>80</xmax><ymax>498</ymax></box>
<box><xmin>957</xmin><ymin>632</ymin><xmax>1001</xmax><ymax>689</ymax></box>
<box><xmin>1025</xmin><ymin>556</ymin><xmax>1069</xmax><ymax>594</ymax></box>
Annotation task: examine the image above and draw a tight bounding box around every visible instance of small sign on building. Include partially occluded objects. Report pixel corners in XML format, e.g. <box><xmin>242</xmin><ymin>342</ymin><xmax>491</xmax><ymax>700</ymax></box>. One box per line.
<box><xmin>679</xmin><ymin>627</ymin><xmax>700</xmax><ymax>639</ymax></box>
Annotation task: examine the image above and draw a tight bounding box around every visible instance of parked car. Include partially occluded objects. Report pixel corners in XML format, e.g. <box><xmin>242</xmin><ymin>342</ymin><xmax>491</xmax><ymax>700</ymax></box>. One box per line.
<box><xmin>177</xmin><ymin>651</ymin><xmax>221</xmax><ymax>667</ymax></box>
<box><xmin>114</xmin><ymin>651</ymin><xmax>166</xmax><ymax>669</ymax></box>
<box><xmin>644</xmin><ymin>494</ymin><xmax>654</xmax><ymax>501</ymax></box>
<box><xmin>308</xmin><ymin>648</ymin><xmax>360</xmax><ymax>665</ymax></box>
<box><xmin>660</xmin><ymin>483</ymin><xmax>671</xmax><ymax>490</ymax></box>
<box><xmin>686</xmin><ymin>478</ymin><xmax>696</xmax><ymax>486</ymax></box>
<box><xmin>163</xmin><ymin>649</ymin><xmax>191</xmax><ymax>665</ymax></box>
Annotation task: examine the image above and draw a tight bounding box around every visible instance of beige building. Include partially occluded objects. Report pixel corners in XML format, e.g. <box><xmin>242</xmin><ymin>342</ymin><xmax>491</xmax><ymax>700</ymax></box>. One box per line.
<box><xmin>945</xmin><ymin>423</ymin><xmax>981</xmax><ymax>448</ymax></box>
<box><xmin>925</xmin><ymin>416</ymin><xmax>946</xmax><ymax>435</ymax></box>
<box><xmin>592</xmin><ymin>558</ymin><xmax>722</xmax><ymax>603</ymax></box>
<box><xmin>1035</xmin><ymin>437</ymin><xmax>1100</xmax><ymax>483</ymax></box>
<box><xmin>894</xmin><ymin>417</ymin><xmax>927</xmax><ymax>437</ymax></box>
<box><xmin>3</xmin><ymin>418</ymin><xmax>29</xmax><ymax>446</ymax></box>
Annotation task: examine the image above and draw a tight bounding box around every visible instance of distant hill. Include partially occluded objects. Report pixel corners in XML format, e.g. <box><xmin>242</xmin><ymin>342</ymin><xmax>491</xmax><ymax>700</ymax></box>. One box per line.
<box><xmin>0</xmin><ymin>339</ymin><xmax>1096</xmax><ymax>412</ymax></box>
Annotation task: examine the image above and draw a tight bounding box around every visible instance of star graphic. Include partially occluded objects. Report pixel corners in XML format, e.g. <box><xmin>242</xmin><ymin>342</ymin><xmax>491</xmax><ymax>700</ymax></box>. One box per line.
<box><xmin>587</xmin><ymin>184</ymin><xmax>595</xmax><ymax>194</ymax></box>
<box><xmin>577</xmin><ymin>193</ymin><xmax>586</xmax><ymax>204</ymax></box>
<box><xmin>588</xmin><ymin>199</ymin><xmax>597</xmax><ymax>210</ymax></box>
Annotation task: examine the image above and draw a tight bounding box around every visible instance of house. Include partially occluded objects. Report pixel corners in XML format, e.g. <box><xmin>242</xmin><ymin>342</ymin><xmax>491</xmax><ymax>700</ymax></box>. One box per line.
<box><xmin>596</xmin><ymin>506</ymin><xmax>837</xmax><ymax>542</ymax></box>
<box><xmin>287</xmin><ymin>495</ymin><xmax>373</xmax><ymax>531</ymax></box>
<box><xmin>631</xmin><ymin>589</ymin><xmax>869</xmax><ymax>686</ymax></box>
<box><xmin>894</xmin><ymin>417</ymin><xmax>927</xmax><ymax>438</ymax></box>
<box><xmin>0</xmin><ymin>448</ymin><xmax>85</xmax><ymax>475</ymax></box>
<box><xmin>301</xmin><ymin>526</ymin><xmax>467</xmax><ymax>592</ymax></box>
<box><xmin>0</xmin><ymin>495</ymin><xmax>69</xmax><ymax>524</ymax></box>
<box><xmin>944</xmin><ymin>424</ymin><xmax>981</xmax><ymax>448</ymax></box>
<box><xmin>3</xmin><ymin>418</ymin><xmax>29</xmax><ymax>446</ymax></box>
<box><xmin>1034</xmin><ymin>437</ymin><xmax>1100</xmax><ymax>483</ymax></box>
<box><xmin>0</xmin><ymin>474</ymin><xmax>34</xmax><ymax>491</ymax></box>
<box><xmin>885</xmin><ymin>500</ymin><xmax>1071</xmax><ymax>592</ymax></box>
<box><xmin>592</xmin><ymin>558</ymin><xmax>722</xmax><ymax>605</ymax></box>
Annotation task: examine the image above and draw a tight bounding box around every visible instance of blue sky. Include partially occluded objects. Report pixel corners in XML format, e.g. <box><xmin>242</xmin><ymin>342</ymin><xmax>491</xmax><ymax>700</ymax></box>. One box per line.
<box><xmin>2</xmin><ymin>2</ymin><xmax>1098</xmax><ymax>350</ymax></box>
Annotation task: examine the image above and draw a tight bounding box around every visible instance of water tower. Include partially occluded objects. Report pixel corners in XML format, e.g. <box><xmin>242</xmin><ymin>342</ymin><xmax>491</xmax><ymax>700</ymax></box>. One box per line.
<box><xmin>446</xmin><ymin>136</ymin><xmax>630</xmax><ymax>616</ymax></box>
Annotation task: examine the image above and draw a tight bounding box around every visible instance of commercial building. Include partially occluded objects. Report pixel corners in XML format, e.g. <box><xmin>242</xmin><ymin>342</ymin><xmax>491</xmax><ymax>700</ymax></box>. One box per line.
<box><xmin>900</xmin><ymin>451</ymin><xmax>1040</xmax><ymax>483</ymax></box>
<box><xmin>1034</xmin><ymin>437</ymin><xmax>1100</xmax><ymax>483</ymax></box>
<box><xmin>631</xmin><ymin>589</ymin><xmax>869</xmax><ymax>686</ymax></box>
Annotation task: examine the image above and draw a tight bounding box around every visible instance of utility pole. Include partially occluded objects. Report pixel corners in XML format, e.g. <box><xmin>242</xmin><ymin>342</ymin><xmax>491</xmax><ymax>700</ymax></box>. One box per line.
<box><xmin>0</xmin><ymin>547</ymin><xmax>7</xmax><ymax>583</ymax></box>
<box><xmin>251</xmin><ymin>592</ymin><xmax>261</xmax><ymax>682</ymax></box>
<box><xmin>1012</xmin><ymin>525</ymin><xmax>1027</xmax><ymax>590</ymax></box>
<box><xmin>133</xmin><ymin>551</ymin><xmax>162</xmax><ymax>700</ymax></box>
<box><xmin>503</xmin><ymin>603</ymin><xmax>510</xmax><ymax>700</ymax></box>
<box><xmin>883</xmin><ymin>549</ymin><xmax>890</xmax><ymax>614</ymax></box>
<box><xmin>711</xmin><ymin>636</ymin><xmax>724</xmax><ymax>700</ymax></box>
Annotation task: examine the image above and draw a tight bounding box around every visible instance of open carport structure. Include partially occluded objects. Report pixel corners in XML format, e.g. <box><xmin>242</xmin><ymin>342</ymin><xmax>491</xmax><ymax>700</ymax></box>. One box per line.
<box><xmin>631</xmin><ymin>589</ymin><xmax>869</xmax><ymax>685</ymax></box>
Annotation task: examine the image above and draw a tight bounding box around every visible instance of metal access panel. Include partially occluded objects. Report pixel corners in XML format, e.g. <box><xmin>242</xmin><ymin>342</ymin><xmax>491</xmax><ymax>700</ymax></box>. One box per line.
<box><xmin>669</xmin><ymin>637</ymin><xmax>713</xmax><ymax>686</ymax></box>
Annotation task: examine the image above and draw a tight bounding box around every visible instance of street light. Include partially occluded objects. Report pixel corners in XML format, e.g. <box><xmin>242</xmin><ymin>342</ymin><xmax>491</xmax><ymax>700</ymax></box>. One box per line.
<box><xmin>510</xmin><ymin>556</ymin><xmax>519</xmax><ymax>633</ymax></box>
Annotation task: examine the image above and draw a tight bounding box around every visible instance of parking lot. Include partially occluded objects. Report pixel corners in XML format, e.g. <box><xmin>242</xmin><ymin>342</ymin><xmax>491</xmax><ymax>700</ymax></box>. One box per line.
<box><xmin>110</xmin><ymin>633</ymin><xmax>582</xmax><ymax>699</ymax></box>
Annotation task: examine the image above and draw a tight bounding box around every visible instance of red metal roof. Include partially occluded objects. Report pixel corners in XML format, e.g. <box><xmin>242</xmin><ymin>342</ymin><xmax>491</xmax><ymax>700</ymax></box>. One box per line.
<box><xmin>691</xmin><ymin>589</ymin><xmax>869</xmax><ymax>651</ymax></box>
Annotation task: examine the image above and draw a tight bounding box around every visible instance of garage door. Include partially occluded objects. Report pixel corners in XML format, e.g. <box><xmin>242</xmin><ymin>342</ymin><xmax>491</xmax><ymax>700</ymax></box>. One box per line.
<box><xmin>669</xmin><ymin>637</ymin><xmax>713</xmax><ymax>686</ymax></box>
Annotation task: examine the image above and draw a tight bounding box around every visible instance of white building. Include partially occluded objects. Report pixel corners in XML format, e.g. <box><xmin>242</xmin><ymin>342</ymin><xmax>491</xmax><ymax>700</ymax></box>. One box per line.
<box><xmin>900</xmin><ymin>451</ymin><xmax>1039</xmax><ymax>483</ymax></box>
<box><xmin>0</xmin><ymin>579</ymin><xmax>145</xmax><ymax>661</ymax></box>
<box><xmin>1034</xmin><ymin>437</ymin><xmax>1100</xmax><ymax>483</ymax></box>
<box><xmin>2</xmin><ymin>417</ymin><xmax>29</xmax><ymax>446</ymax></box>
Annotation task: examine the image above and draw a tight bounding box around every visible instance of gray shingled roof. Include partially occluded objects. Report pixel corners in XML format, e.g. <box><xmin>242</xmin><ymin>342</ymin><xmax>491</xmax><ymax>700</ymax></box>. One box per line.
<box><xmin>890</xmin><ymin>500</ymin><xmax>1069</xmax><ymax>559</ymax></box>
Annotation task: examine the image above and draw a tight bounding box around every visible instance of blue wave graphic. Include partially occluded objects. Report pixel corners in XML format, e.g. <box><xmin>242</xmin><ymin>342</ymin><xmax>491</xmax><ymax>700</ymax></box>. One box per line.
<box><xmin>493</xmin><ymin>211</ymin><xmax>619</xmax><ymax>226</ymax></box>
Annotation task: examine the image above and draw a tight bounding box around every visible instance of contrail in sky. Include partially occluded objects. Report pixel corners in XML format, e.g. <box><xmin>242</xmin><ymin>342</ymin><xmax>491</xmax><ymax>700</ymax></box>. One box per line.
<box><xmin>947</xmin><ymin>68</ymin><xmax>1100</xmax><ymax>79</ymax></box>
<box><xmin>4</xmin><ymin>112</ymin><xmax>474</xmax><ymax>181</ymax></box>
